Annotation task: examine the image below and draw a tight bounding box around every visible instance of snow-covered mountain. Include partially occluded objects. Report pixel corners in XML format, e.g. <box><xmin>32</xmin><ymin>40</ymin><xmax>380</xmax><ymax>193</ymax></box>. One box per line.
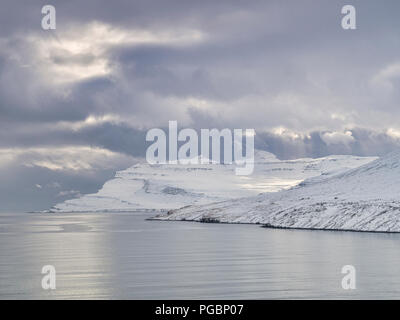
<box><xmin>51</xmin><ymin>150</ymin><xmax>375</xmax><ymax>213</ymax></box>
<box><xmin>154</xmin><ymin>150</ymin><xmax>400</xmax><ymax>232</ymax></box>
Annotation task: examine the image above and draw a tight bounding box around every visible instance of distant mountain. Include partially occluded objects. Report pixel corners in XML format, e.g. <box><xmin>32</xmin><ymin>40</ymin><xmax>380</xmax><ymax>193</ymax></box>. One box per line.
<box><xmin>51</xmin><ymin>150</ymin><xmax>375</xmax><ymax>213</ymax></box>
<box><xmin>155</xmin><ymin>150</ymin><xmax>400</xmax><ymax>232</ymax></box>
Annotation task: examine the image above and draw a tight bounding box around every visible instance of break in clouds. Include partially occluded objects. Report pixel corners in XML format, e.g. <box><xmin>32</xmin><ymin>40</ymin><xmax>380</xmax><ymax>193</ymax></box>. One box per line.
<box><xmin>1</xmin><ymin>0</ymin><xmax>400</xmax><ymax>210</ymax></box>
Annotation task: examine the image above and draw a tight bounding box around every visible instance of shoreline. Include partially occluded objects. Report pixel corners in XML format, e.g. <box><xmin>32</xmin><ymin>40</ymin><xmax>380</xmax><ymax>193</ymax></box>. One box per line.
<box><xmin>148</xmin><ymin>217</ymin><xmax>400</xmax><ymax>234</ymax></box>
<box><xmin>26</xmin><ymin>210</ymin><xmax>400</xmax><ymax>234</ymax></box>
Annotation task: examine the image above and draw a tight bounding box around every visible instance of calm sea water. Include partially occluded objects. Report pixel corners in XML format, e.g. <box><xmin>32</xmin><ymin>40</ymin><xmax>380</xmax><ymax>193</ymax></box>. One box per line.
<box><xmin>1</xmin><ymin>212</ymin><xmax>400</xmax><ymax>299</ymax></box>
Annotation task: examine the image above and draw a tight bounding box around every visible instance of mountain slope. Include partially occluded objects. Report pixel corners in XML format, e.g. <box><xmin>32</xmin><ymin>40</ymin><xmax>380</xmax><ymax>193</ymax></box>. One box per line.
<box><xmin>154</xmin><ymin>151</ymin><xmax>400</xmax><ymax>232</ymax></box>
<box><xmin>51</xmin><ymin>151</ymin><xmax>375</xmax><ymax>212</ymax></box>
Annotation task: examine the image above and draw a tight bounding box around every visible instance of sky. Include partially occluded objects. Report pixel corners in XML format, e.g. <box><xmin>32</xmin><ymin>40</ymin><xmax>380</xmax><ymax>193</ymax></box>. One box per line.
<box><xmin>1</xmin><ymin>0</ymin><xmax>400</xmax><ymax>211</ymax></box>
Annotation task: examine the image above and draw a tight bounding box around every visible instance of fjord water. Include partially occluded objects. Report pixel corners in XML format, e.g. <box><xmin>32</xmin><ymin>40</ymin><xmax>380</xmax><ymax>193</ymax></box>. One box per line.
<box><xmin>1</xmin><ymin>212</ymin><xmax>400</xmax><ymax>299</ymax></box>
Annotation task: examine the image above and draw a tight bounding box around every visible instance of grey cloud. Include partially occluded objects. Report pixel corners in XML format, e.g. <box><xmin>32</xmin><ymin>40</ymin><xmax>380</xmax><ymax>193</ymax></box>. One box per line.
<box><xmin>256</xmin><ymin>128</ymin><xmax>400</xmax><ymax>160</ymax></box>
<box><xmin>50</xmin><ymin>51</ymin><xmax>97</xmax><ymax>65</ymax></box>
<box><xmin>0</xmin><ymin>161</ymin><xmax>130</xmax><ymax>212</ymax></box>
<box><xmin>2</xmin><ymin>0</ymin><xmax>400</xmax><ymax>130</ymax></box>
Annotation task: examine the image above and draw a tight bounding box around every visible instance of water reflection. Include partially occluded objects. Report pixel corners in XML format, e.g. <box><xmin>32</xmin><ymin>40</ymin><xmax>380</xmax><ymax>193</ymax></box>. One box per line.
<box><xmin>1</xmin><ymin>212</ymin><xmax>400</xmax><ymax>299</ymax></box>
<box><xmin>0</xmin><ymin>213</ymin><xmax>113</xmax><ymax>299</ymax></box>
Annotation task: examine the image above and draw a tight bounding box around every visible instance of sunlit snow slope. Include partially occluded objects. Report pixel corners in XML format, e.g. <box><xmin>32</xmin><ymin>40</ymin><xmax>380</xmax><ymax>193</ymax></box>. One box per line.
<box><xmin>52</xmin><ymin>150</ymin><xmax>375</xmax><ymax>213</ymax></box>
<box><xmin>155</xmin><ymin>151</ymin><xmax>400</xmax><ymax>232</ymax></box>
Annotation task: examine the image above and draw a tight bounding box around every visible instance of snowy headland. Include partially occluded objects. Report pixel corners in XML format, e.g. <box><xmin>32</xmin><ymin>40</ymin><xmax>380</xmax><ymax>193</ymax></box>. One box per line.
<box><xmin>154</xmin><ymin>150</ymin><xmax>400</xmax><ymax>233</ymax></box>
<box><xmin>51</xmin><ymin>150</ymin><xmax>375</xmax><ymax>215</ymax></box>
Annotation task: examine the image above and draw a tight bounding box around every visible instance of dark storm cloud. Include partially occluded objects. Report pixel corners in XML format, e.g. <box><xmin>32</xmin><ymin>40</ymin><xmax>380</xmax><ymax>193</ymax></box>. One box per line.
<box><xmin>2</xmin><ymin>0</ymin><xmax>400</xmax><ymax>131</ymax></box>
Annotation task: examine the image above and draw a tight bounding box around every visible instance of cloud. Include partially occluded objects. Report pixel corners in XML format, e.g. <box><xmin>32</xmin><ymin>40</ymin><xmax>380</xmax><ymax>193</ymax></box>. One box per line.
<box><xmin>31</xmin><ymin>21</ymin><xmax>204</xmax><ymax>84</ymax></box>
<box><xmin>387</xmin><ymin>128</ymin><xmax>400</xmax><ymax>139</ymax></box>
<box><xmin>0</xmin><ymin>148</ymin><xmax>138</xmax><ymax>212</ymax></box>
<box><xmin>321</xmin><ymin>131</ymin><xmax>355</xmax><ymax>146</ymax></box>
<box><xmin>2</xmin><ymin>1</ymin><xmax>400</xmax><ymax>133</ymax></box>
<box><xmin>1</xmin><ymin>0</ymin><xmax>400</xmax><ymax>210</ymax></box>
<box><xmin>0</xmin><ymin>146</ymin><xmax>135</xmax><ymax>171</ymax></box>
<box><xmin>371</xmin><ymin>62</ymin><xmax>400</xmax><ymax>93</ymax></box>
<box><xmin>57</xmin><ymin>190</ymin><xmax>82</xmax><ymax>198</ymax></box>
<box><xmin>255</xmin><ymin>127</ymin><xmax>400</xmax><ymax>160</ymax></box>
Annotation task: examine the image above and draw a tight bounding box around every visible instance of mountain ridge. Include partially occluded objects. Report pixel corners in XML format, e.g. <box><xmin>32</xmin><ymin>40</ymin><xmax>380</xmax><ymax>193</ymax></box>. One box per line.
<box><xmin>51</xmin><ymin>150</ymin><xmax>375</xmax><ymax>213</ymax></box>
<box><xmin>154</xmin><ymin>150</ymin><xmax>400</xmax><ymax>232</ymax></box>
